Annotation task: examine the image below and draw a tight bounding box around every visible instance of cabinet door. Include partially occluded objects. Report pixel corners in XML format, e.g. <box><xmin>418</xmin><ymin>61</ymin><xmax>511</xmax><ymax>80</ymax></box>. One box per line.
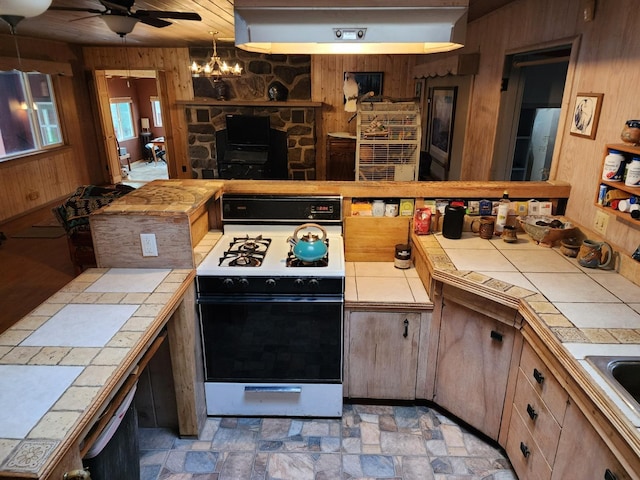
<box><xmin>347</xmin><ymin>311</ymin><xmax>420</xmax><ymax>399</ymax></box>
<box><xmin>551</xmin><ymin>401</ymin><xmax>632</xmax><ymax>480</ymax></box>
<box><xmin>434</xmin><ymin>298</ymin><xmax>515</xmax><ymax>440</ymax></box>
<box><xmin>326</xmin><ymin>137</ymin><xmax>356</xmax><ymax>180</ymax></box>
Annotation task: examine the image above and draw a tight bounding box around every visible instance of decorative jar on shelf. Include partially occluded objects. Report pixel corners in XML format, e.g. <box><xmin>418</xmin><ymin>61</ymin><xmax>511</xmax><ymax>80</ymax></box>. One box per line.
<box><xmin>621</xmin><ymin>120</ymin><xmax>640</xmax><ymax>145</ymax></box>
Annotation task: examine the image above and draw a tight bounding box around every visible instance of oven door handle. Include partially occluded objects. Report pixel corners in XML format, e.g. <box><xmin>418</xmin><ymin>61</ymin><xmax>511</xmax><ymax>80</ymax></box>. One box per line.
<box><xmin>244</xmin><ymin>386</ymin><xmax>302</xmax><ymax>393</ymax></box>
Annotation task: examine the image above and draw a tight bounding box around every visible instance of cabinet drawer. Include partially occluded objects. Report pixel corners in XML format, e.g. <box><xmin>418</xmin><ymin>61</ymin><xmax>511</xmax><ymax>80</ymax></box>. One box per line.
<box><xmin>506</xmin><ymin>407</ymin><xmax>552</xmax><ymax>480</ymax></box>
<box><xmin>519</xmin><ymin>342</ymin><xmax>568</xmax><ymax>425</ymax></box>
<box><xmin>513</xmin><ymin>368</ymin><xmax>562</xmax><ymax>467</ymax></box>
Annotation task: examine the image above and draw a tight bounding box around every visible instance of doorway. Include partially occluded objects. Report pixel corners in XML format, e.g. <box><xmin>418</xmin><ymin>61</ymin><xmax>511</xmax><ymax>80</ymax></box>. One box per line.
<box><xmin>492</xmin><ymin>45</ymin><xmax>571</xmax><ymax>181</ymax></box>
<box><xmin>91</xmin><ymin>69</ymin><xmax>170</xmax><ymax>185</ymax></box>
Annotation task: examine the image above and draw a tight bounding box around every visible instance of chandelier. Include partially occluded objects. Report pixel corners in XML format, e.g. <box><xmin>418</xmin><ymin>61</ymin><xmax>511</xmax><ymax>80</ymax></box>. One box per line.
<box><xmin>191</xmin><ymin>32</ymin><xmax>242</xmax><ymax>78</ymax></box>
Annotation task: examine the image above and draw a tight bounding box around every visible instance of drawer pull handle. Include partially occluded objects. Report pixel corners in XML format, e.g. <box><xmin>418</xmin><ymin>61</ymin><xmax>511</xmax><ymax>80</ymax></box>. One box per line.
<box><xmin>533</xmin><ymin>368</ymin><xmax>545</xmax><ymax>385</ymax></box>
<box><xmin>604</xmin><ymin>469</ymin><xmax>618</xmax><ymax>480</ymax></box>
<box><xmin>403</xmin><ymin>319</ymin><xmax>409</xmax><ymax>338</ymax></box>
<box><xmin>490</xmin><ymin>330</ymin><xmax>503</xmax><ymax>342</ymax></box>
<box><xmin>245</xmin><ymin>386</ymin><xmax>302</xmax><ymax>393</ymax></box>
<box><xmin>526</xmin><ymin>403</ymin><xmax>538</xmax><ymax>421</ymax></box>
<box><xmin>520</xmin><ymin>442</ymin><xmax>530</xmax><ymax>458</ymax></box>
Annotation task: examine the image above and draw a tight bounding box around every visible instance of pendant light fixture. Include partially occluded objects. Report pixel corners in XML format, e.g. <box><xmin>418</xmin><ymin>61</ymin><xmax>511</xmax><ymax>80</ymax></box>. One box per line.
<box><xmin>190</xmin><ymin>32</ymin><xmax>243</xmax><ymax>78</ymax></box>
<box><xmin>0</xmin><ymin>0</ymin><xmax>52</xmax><ymax>33</ymax></box>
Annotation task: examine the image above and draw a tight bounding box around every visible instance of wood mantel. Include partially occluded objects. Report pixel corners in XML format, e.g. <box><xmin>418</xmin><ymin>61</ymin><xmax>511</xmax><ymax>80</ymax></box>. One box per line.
<box><xmin>177</xmin><ymin>98</ymin><xmax>323</xmax><ymax>108</ymax></box>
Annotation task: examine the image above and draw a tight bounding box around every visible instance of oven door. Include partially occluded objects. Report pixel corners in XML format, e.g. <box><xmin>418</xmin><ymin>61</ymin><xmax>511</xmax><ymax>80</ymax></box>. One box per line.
<box><xmin>199</xmin><ymin>295</ymin><xmax>342</xmax><ymax>383</ymax></box>
<box><xmin>198</xmin><ymin>295</ymin><xmax>343</xmax><ymax>416</ymax></box>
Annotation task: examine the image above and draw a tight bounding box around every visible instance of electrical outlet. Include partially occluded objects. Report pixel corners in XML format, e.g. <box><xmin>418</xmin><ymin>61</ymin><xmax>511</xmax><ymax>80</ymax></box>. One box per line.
<box><xmin>594</xmin><ymin>210</ymin><xmax>609</xmax><ymax>235</ymax></box>
<box><xmin>140</xmin><ymin>233</ymin><xmax>158</xmax><ymax>257</ymax></box>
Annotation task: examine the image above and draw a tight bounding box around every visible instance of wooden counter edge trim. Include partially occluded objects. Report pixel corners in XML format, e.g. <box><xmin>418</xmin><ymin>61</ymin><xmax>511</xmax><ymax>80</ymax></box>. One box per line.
<box><xmin>219</xmin><ymin>180</ymin><xmax>571</xmax><ymax>199</ymax></box>
<box><xmin>345</xmin><ymin>301</ymin><xmax>433</xmax><ymax>310</ymax></box>
<box><xmin>37</xmin><ymin>270</ymin><xmax>196</xmax><ymax>480</ymax></box>
<box><xmin>519</xmin><ymin>317</ymin><xmax>640</xmax><ymax>475</ymax></box>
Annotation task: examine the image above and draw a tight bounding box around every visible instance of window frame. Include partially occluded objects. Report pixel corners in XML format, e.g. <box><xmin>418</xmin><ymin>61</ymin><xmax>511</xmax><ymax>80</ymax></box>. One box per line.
<box><xmin>0</xmin><ymin>71</ymin><xmax>63</xmax><ymax>162</ymax></box>
<box><xmin>150</xmin><ymin>96</ymin><xmax>163</xmax><ymax>128</ymax></box>
<box><xmin>109</xmin><ymin>97</ymin><xmax>137</xmax><ymax>141</ymax></box>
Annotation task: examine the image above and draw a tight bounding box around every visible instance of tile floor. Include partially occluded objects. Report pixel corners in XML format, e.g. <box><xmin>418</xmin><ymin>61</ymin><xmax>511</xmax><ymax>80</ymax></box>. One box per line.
<box><xmin>139</xmin><ymin>403</ymin><xmax>516</xmax><ymax>480</ymax></box>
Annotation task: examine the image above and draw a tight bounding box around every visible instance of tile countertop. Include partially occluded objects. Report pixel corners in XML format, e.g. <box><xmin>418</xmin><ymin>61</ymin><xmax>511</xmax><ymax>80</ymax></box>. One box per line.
<box><xmin>345</xmin><ymin>262</ymin><xmax>433</xmax><ymax>309</ymax></box>
<box><xmin>0</xmin><ymin>267</ymin><xmax>194</xmax><ymax>478</ymax></box>
<box><xmin>415</xmin><ymin>232</ymin><xmax>640</xmax><ymax>439</ymax></box>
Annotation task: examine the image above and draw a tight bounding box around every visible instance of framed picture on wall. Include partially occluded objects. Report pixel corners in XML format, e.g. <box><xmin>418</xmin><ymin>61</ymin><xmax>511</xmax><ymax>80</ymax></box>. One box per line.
<box><xmin>569</xmin><ymin>92</ymin><xmax>603</xmax><ymax>139</ymax></box>
<box><xmin>428</xmin><ymin>86</ymin><xmax>457</xmax><ymax>171</ymax></box>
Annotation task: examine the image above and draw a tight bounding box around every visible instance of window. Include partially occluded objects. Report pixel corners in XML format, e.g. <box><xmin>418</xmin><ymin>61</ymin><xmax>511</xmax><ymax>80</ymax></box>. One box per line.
<box><xmin>109</xmin><ymin>97</ymin><xmax>135</xmax><ymax>141</ymax></box>
<box><xmin>0</xmin><ymin>71</ymin><xmax>62</xmax><ymax>161</ymax></box>
<box><xmin>151</xmin><ymin>96</ymin><xmax>163</xmax><ymax>127</ymax></box>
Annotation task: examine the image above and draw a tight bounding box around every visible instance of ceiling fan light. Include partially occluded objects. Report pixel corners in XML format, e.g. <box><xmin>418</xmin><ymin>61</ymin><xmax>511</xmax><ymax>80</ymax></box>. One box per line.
<box><xmin>0</xmin><ymin>0</ymin><xmax>51</xmax><ymax>18</ymax></box>
<box><xmin>102</xmin><ymin>15</ymin><xmax>139</xmax><ymax>36</ymax></box>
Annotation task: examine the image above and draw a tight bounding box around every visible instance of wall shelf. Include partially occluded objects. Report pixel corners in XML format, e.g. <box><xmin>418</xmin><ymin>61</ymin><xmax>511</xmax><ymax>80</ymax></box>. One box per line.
<box><xmin>594</xmin><ymin>143</ymin><xmax>640</xmax><ymax>226</ymax></box>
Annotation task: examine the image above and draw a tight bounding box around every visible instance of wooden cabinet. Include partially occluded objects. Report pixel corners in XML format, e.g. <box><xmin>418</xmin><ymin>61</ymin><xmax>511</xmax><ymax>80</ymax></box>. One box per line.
<box><xmin>433</xmin><ymin>285</ymin><xmax>521</xmax><ymax>441</ymax></box>
<box><xmin>345</xmin><ymin>310</ymin><xmax>425</xmax><ymax>399</ymax></box>
<box><xmin>552</xmin><ymin>400</ymin><xmax>632</xmax><ymax>480</ymax></box>
<box><xmin>326</xmin><ymin>136</ymin><xmax>356</xmax><ymax>180</ymax></box>
<box><xmin>595</xmin><ymin>143</ymin><xmax>640</xmax><ymax>224</ymax></box>
<box><xmin>506</xmin><ymin>341</ymin><xmax>569</xmax><ymax>480</ymax></box>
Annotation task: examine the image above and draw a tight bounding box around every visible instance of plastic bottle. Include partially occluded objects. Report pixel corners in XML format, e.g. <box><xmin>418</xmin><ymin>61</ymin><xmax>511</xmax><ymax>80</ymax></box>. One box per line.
<box><xmin>602</xmin><ymin>150</ymin><xmax>626</xmax><ymax>181</ymax></box>
<box><xmin>625</xmin><ymin>157</ymin><xmax>640</xmax><ymax>187</ymax></box>
<box><xmin>495</xmin><ymin>190</ymin><xmax>509</xmax><ymax>234</ymax></box>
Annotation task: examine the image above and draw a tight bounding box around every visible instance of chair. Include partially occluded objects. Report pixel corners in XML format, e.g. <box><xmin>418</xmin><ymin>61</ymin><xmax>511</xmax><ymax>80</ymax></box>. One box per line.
<box><xmin>144</xmin><ymin>143</ymin><xmax>166</xmax><ymax>163</ymax></box>
<box><xmin>52</xmin><ymin>184</ymin><xmax>135</xmax><ymax>274</ymax></box>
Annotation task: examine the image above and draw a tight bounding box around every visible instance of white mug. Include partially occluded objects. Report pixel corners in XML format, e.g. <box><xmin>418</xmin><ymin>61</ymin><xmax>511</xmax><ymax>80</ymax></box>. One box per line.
<box><xmin>385</xmin><ymin>203</ymin><xmax>399</xmax><ymax>217</ymax></box>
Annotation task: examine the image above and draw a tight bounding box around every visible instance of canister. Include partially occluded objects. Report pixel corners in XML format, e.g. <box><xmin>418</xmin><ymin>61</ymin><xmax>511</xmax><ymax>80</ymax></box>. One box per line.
<box><xmin>394</xmin><ymin>243</ymin><xmax>412</xmax><ymax>269</ymax></box>
<box><xmin>625</xmin><ymin>157</ymin><xmax>640</xmax><ymax>186</ymax></box>
<box><xmin>442</xmin><ymin>204</ymin><xmax>465</xmax><ymax>239</ymax></box>
<box><xmin>602</xmin><ymin>150</ymin><xmax>626</xmax><ymax>181</ymax></box>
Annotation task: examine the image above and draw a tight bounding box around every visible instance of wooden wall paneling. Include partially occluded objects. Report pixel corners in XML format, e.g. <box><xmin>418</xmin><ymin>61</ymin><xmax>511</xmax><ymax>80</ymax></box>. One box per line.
<box><xmin>312</xmin><ymin>54</ymin><xmax>418</xmax><ymax>179</ymax></box>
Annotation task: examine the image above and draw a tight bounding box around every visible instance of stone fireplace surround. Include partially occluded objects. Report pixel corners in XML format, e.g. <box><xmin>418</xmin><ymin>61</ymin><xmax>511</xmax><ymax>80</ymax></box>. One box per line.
<box><xmin>186</xmin><ymin>46</ymin><xmax>320</xmax><ymax>180</ymax></box>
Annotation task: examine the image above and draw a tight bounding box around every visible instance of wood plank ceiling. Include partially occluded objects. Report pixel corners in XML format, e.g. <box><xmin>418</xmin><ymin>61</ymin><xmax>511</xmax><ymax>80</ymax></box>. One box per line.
<box><xmin>2</xmin><ymin>0</ymin><xmax>516</xmax><ymax>48</ymax></box>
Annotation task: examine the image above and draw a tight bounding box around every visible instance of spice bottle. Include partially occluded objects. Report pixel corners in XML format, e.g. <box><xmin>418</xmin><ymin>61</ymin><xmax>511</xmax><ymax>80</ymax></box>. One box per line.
<box><xmin>495</xmin><ymin>190</ymin><xmax>509</xmax><ymax>234</ymax></box>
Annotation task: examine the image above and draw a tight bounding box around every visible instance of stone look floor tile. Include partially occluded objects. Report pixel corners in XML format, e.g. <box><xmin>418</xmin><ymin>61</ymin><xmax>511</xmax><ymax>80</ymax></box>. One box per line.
<box><xmin>138</xmin><ymin>404</ymin><xmax>514</xmax><ymax>480</ymax></box>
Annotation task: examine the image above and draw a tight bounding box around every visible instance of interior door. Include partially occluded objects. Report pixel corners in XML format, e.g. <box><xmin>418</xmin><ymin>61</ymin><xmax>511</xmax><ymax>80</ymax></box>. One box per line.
<box><xmin>90</xmin><ymin>70</ymin><xmax>122</xmax><ymax>184</ymax></box>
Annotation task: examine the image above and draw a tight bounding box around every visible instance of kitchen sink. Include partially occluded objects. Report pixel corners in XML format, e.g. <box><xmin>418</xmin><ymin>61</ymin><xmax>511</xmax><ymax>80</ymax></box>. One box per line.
<box><xmin>586</xmin><ymin>356</ymin><xmax>640</xmax><ymax>415</ymax></box>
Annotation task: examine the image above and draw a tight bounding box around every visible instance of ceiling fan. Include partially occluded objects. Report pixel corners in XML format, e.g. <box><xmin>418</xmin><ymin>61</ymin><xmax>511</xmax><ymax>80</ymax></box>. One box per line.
<box><xmin>49</xmin><ymin>0</ymin><xmax>202</xmax><ymax>36</ymax></box>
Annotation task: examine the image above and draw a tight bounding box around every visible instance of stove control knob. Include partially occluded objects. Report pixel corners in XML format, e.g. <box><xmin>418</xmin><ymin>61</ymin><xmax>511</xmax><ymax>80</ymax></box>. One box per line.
<box><xmin>308</xmin><ymin>279</ymin><xmax>320</xmax><ymax>289</ymax></box>
<box><xmin>222</xmin><ymin>278</ymin><xmax>234</xmax><ymax>288</ymax></box>
<box><xmin>238</xmin><ymin>278</ymin><xmax>249</xmax><ymax>289</ymax></box>
<box><xmin>294</xmin><ymin>278</ymin><xmax>305</xmax><ymax>287</ymax></box>
<box><xmin>265</xmin><ymin>278</ymin><xmax>276</xmax><ymax>288</ymax></box>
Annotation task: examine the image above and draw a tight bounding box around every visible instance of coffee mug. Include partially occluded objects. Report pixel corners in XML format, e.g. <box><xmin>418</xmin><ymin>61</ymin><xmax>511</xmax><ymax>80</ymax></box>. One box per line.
<box><xmin>577</xmin><ymin>239</ymin><xmax>614</xmax><ymax>269</ymax></box>
<box><xmin>385</xmin><ymin>203</ymin><xmax>399</xmax><ymax>217</ymax></box>
<box><xmin>471</xmin><ymin>216</ymin><xmax>495</xmax><ymax>239</ymax></box>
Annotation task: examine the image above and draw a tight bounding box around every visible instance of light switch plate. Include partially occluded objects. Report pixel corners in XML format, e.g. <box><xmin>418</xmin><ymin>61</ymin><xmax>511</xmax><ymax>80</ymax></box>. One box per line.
<box><xmin>140</xmin><ymin>233</ymin><xmax>158</xmax><ymax>256</ymax></box>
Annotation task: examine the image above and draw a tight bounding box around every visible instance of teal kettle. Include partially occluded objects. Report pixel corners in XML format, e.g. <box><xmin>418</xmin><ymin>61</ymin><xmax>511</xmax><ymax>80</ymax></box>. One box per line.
<box><xmin>288</xmin><ymin>223</ymin><xmax>328</xmax><ymax>262</ymax></box>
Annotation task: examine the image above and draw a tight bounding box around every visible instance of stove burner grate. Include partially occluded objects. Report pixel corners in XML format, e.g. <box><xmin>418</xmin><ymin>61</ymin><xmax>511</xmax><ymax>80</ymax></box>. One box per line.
<box><xmin>219</xmin><ymin>235</ymin><xmax>271</xmax><ymax>267</ymax></box>
<box><xmin>229</xmin><ymin>255</ymin><xmax>262</xmax><ymax>267</ymax></box>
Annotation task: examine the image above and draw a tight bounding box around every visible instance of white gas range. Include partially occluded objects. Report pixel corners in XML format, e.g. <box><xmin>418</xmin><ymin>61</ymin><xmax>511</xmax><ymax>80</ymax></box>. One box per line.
<box><xmin>195</xmin><ymin>195</ymin><xmax>345</xmax><ymax>417</ymax></box>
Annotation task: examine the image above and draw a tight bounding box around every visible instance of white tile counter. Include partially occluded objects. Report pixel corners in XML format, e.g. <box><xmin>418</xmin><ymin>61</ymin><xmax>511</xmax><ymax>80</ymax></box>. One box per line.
<box><xmin>415</xmin><ymin>231</ymin><xmax>640</xmax><ymax>446</ymax></box>
<box><xmin>345</xmin><ymin>262</ymin><xmax>432</xmax><ymax>308</ymax></box>
<box><xmin>0</xmin><ymin>267</ymin><xmax>195</xmax><ymax>479</ymax></box>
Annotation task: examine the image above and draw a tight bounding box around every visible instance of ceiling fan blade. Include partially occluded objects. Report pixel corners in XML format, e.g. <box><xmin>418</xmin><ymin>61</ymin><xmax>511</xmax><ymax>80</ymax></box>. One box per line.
<box><xmin>136</xmin><ymin>15</ymin><xmax>172</xmax><ymax>28</ymax></box>
<box><xmin>135</xmin><ymin>10</ymin><xmax>202</xmax><ymax>21</ymax></box>
<box><xmin>48</xmin><ymin>6</ymin><xmax>105</xmax><ymax>14</ymax></box>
